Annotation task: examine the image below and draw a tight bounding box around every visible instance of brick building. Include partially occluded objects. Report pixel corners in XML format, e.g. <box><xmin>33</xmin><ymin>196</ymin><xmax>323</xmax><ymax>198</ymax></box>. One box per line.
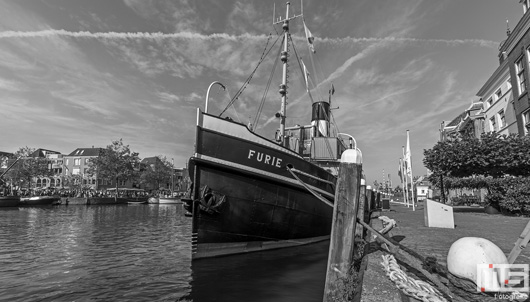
<box><xmin>63</xmin><ymin>148</ymin><xmax>103</xmax><ymax>190</ymax></box>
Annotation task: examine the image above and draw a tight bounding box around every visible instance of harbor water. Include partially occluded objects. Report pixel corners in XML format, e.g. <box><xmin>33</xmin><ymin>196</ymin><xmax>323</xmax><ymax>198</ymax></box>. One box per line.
<box><xmin>0</xmin><ymin>205</ymin><xmax>328</xmax><ymax>301</ymax></box>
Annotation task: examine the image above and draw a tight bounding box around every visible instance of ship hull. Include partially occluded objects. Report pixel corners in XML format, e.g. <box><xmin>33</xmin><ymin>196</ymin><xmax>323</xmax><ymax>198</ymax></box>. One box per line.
<box><xmin>189</xmin><ymin>111</ymin><xmax>336</xmax><ymax>259</ymax></box>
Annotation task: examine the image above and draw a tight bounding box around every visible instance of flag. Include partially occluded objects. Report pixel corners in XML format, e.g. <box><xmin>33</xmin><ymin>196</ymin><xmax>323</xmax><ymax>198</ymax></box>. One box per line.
<box><xmin>301</xmin><ymin>59</ymin><xmax>309</xmax><ymax>92</ymax></box>
<box><xmin>329</xmin><ymin>84</ymin><xmax>335</xmax><ymax>95</ymax></box>
<box><xmin>398</xmin><ymin>158</ymin><xmax>403</xmax><ymax>182</ymax></box>
<box><xmin>303</xmin><ymin>21</ymin><xmax>316</xmax><ymax>53</ymax></box>
<box><xmin>405</xmin><ymin>130</ymin><xmax>412</xmax><ymax>179</ymax></box>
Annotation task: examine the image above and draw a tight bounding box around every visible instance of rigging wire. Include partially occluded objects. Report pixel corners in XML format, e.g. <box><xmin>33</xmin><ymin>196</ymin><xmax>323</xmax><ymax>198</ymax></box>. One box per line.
<box><xmin>290</xmin><ymin>35</ymin><xmax>339</xmax><ymax>172</ymax></box>
<box><xmin>219</xmin><ymin>33</ymin><xmax>280</xmax><ymax>117</ymax></box>
<box><xmin>253</xmin><ymin>38</ymin><xmax>283</xmax><ymax>131</ymax></box>
<box><xmin>289</xmin><ymin>35</ymin><xmax>314</xmax><ymax>103</ymax></box>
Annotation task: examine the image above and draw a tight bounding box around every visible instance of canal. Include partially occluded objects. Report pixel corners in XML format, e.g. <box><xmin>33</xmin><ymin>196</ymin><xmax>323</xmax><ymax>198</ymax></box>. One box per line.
<box><xmin>0</xmin><ymin>205</ymin><xmax>328</xmax><ymax>301</ymax></box>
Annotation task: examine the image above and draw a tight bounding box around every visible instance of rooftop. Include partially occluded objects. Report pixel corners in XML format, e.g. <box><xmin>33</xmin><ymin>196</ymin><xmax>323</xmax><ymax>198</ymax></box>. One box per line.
<box><xmin>66</xmin><ymin>148</ymin><xmax>103</xmax><ymax>157</ymax></box>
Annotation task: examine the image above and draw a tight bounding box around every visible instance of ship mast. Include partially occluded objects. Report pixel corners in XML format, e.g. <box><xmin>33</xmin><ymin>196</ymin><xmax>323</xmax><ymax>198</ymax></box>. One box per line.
<box><xmin>274</xmin><ymin>2</ymin><xmax>302</xmax><ymax>146</ymax></box>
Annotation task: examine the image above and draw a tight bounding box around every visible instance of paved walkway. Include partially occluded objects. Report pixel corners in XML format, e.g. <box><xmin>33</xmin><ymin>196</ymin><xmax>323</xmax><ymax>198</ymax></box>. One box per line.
<box><xmin>382</xmin><ymin>201</ymin><xmax>530</xmax><ymax>266</ymax></box>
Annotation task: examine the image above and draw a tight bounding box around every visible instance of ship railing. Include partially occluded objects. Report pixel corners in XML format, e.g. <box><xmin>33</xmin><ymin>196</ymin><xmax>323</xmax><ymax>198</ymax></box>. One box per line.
<box><xmin>337</xmin><ymin>133</ymin><xmax>356</xmax><ymax>149</ymax></box>
<box><xmin>204</xmin><ymin>81</ymin><xmax>226</xmax><ymax>113</ymax></box>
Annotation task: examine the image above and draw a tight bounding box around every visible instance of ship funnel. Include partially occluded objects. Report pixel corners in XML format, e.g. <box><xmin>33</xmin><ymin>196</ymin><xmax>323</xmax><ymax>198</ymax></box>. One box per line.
<box><xmin>311</xmin><ymin>101</ymin><xmax>330</xmax><ymax>137</ymax></box>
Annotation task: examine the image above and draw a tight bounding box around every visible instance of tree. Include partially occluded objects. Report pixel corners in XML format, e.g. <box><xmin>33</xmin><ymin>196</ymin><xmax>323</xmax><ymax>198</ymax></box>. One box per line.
<box><xmin>3</xmin><ymin>147</ymin><xmax>54</xmax><ymax>192</ymax></box>
<box><xmin>423</xmin><ymin>133</ymin><xmax>530</xmax><ymax>213</ymax></box>
<box><xmin>139</xmin><ymin>155</ymin><xmax>173</xmax><ymax>191</ymax></box>
<box><xmin>63</xmin><ymin>174</ymin><xmax>84</xmax><ymax>194</ymax></box>
<box><xmin>86</xmin><ymin>139</ymin><xmax>140</xmax><ymax>196</ymax></box>
<box><xmin>424</xmin><ymin>133</ymin><xmax>530</xmax><ymax>179</ymax></box>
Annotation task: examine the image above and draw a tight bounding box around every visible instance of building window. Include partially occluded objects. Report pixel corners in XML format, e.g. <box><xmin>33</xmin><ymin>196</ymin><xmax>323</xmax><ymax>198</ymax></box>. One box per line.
<box><xmin>490</xmin><ymin>116</ymin><xmax>497</xmax><ymax>132</ymax></box>
<box><xmin>74</xmin><ymin>158</ymin><xmax>81</xmax><ymax>166</ymax></box>
<box><xmin>507</xmin><ymin>78</ymin><xmax>512</xmax><ymax>89</ymax></box>
<box><xmin>73</xmin><ymin>168</ymin><xmax>80</xmax><ymax>175</ymax></box>
<box><xmin>85</xmin><ymin>158</ymin><xmax>89</xmax><ymax>164</ymax></box>
<box><xmin>498</xmin><ymin>110</ymin><xmax>506</xmax><ymax>128</ymax></box>
<box><xmin>486</xmin><ymin>97</ymin><xmax>493</xmax><ymax>108</ymax></box>
<box><xmin>66</xmin><ymin>159</ymin><xmax>69</xmax><ymax>165</ymax></box>
<box><xmin>516</xmin><ymin>56</ymin><xmax>526</xmax><ymax>95</ymax></box>
<box><xmin>523</xmin><ymin>110</ymin><xmax>530</xmax><ymax>135</ymax></box>
<box><xmin>524</xmin><ymin>0</ymin><xmax>530</xmax><ymax>14</ymax></box>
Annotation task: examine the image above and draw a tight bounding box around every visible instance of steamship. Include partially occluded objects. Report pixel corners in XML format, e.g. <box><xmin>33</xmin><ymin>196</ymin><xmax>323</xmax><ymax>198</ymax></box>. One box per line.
<box><xmin>186</xmin><ymin>2</ymin><xmax>356</xmax><ymax>259</ymax></box>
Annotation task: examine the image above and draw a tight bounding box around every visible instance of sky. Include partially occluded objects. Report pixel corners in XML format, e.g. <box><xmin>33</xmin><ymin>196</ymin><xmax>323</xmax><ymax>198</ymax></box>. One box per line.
<box><xmin>0</xmin><ymin>0</ymin><xmax>524</xmax><ymax>185</ymax></box>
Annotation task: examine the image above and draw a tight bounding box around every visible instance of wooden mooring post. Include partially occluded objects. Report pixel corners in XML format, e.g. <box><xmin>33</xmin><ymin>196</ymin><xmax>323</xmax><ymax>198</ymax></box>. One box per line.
<box><xmin>323</xmin><ymin>149</ymin><xmax>362</xmax><ymax>302</ymax></box>
<box><xmin>365</xmin><ymin>186</ymin><xmax>373</xmax><ymax>214</ymax></box>
<box><xmin>355</xmin><ymin>180</ymin><xmax>367</xmax><ymax>238</ymax></box>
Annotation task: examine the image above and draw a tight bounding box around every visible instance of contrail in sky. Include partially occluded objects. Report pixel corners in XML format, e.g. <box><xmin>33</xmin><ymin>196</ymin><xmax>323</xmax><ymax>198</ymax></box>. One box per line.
<box><xmin>0</xmin><ymin>29</ymin><xmax>498</xmax><ymax>48</ymax></box>
<box><xmin>0</xmin><ymin>29</ymin><xmax>266</xmax><ymax>41</ymax></box>
<box><xmin>321</xmin><ymin>36</ymin><xmax>498</xmax><ymax>48</ymax></box>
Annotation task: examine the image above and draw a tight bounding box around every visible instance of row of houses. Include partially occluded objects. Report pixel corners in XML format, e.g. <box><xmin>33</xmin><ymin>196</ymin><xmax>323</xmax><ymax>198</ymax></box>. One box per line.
<box><xmin>0</xmin><ymin>147</ymin><xmax>188</xmax><ymax>192</ymax></box>
<box><xmin>441</xmin><ymin>1</ymin><xmax>530</xmax><ymax>139</ymax></box>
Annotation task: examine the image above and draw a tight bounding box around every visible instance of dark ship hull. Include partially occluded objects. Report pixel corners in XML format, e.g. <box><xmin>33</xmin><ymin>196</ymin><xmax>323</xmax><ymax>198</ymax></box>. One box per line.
<box><xmin>188</xmin><ymin>111</ymin><xmax>337</xmax><ymax>259</ymax></box>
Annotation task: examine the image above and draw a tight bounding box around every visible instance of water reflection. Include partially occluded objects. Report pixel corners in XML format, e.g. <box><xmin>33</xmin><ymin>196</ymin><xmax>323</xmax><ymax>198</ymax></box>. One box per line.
<box><xmin>0</xmin><ymin>205</ymin><xmax>328</xmax><ymax>302</ymax></box>
<box><xmin>0</xmin><ymin>205</ymin><xmax>192</xmax><ymax>302</ymax></box>
<box><xmin>184</xmin><ymin>240</ymin><xmax>329</xmax><ymax>302</ymax></box>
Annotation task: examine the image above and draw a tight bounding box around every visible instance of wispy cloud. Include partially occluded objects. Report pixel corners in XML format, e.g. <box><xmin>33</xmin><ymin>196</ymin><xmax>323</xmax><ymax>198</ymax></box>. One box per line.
<box><xmin>123</xmin><ymin>0</ymin><xmax>210</xmax><ymax>33</ymax></box>
<box><xmin>0</xmin><ymin>77</ymin><xmax>25</xmax><ymax>92</ymax></box>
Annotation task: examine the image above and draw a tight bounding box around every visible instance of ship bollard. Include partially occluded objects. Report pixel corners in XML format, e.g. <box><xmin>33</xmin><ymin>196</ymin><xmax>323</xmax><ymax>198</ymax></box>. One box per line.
<box><xmin>323</xmin><ymin>148</ymin><xmax>362</xmax><ymax>302</ymax></box>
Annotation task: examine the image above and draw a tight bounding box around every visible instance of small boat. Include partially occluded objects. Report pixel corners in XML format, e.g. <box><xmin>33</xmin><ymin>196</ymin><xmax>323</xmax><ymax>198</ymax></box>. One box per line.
<box><xmin>158</xmin><ymin>197</ymin><xmax>181</xmax><ymax>204</ymax></box>
<box><xmin>19</xmin><ymin>196</ymin><xmax>60</xmax><ymax>206</ymax></box>
<box><xmin>0</xmin><ymin>196</ymin><xmax>20</xmax><ymax>207</ymax></box>
<box><xmin>148</xmin><ymin>197</ymin><xmax>159</xmax><ymax>204</ymax></box>
<box><xmin>126</xmin><ymin>199</ymin><xmax>148</xmax><ymax>205</ymax></box>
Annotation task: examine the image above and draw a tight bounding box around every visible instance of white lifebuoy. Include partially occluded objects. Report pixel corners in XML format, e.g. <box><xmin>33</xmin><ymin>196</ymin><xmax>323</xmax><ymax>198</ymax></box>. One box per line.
<box><xmin>447</xmin><ymin>237</ymin><xmax>509</xmax><ymax>291</ymax></box>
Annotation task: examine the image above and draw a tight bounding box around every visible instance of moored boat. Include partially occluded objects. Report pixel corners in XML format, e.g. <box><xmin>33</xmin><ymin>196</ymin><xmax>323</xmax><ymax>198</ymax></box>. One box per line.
<box><xmin>187</xmin><ymin>2</ymin><xmax>356</xmax><ymax>259</ymax></box>
<box><xmin>0</xmin><ymin>196</ymin><xmax>20</xmax><ymax>207</ymax></box>
<box><xmin>148</xmin><ymin>197</ymin><xmax>159</xmax><ymax>204</ymax></box>
<box><xmin>125</xmin><ymin>198</ymin><xmax>148</xmax><ymax>205</ymax></box>
<box><xmin>19</xmin><ymin>195</ymin><xmax>60</xmax><ymax>206</ymax></box>
<box><xmin>158</xmin><ymin>197</ymin><xmax>181</xmax><ymax>204</ymax></box>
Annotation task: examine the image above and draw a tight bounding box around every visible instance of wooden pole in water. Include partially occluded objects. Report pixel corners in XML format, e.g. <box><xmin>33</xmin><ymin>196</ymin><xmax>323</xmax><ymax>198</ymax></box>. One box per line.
<box><xmin>355</xmin><ymin>180</ymin><xmax>366</xmax><ymax>238</ymax></box>
<box><xmin>323</xmin><ymin>148</ymin><xmax>362</xmax><ymax>302</ymax></box>
<box><xmin>365</xmin><ymin>185</ymin><xmax>373</xmax><ymax>216</ymax></box>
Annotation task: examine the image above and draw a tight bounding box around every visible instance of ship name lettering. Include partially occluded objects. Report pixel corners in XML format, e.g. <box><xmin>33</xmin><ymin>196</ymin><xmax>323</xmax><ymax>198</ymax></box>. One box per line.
<box><xmin>248</xmin><ymin>149</ymin><xmax>282</xmax><ymax>168</ymax></box>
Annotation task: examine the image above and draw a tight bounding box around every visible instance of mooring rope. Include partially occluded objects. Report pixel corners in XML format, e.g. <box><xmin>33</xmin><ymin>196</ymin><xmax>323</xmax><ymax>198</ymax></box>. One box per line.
<box><xmin>381</xmin><ymin>254</ymin><xmax>448</xmax><ymax>302</ymax></box>
<box><xmin>286</xmin><ymin>165</ymin><xmax>333</xmax><ymax>206</ymax></box>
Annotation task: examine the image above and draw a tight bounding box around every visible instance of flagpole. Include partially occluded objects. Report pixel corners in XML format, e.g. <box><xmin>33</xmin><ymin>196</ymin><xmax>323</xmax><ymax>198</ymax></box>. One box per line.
<box><xmin>406</xmin><ymin>130</ymin><xmax>415</xmax><ymax>211</ymax></box>
<box><xmin>399</xmin><ymin>158</ymin><xmax>406</xmax><ymax>205</ymax></box>
<box><xmin>398</xmin><ymin>157</ymin><xmax>405</xmax><ymax>204</ymax></box>
<box><xmin>402</xmin><ymin>146</ymin><xmax>409</xmax><ymax>208</ymax></box>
